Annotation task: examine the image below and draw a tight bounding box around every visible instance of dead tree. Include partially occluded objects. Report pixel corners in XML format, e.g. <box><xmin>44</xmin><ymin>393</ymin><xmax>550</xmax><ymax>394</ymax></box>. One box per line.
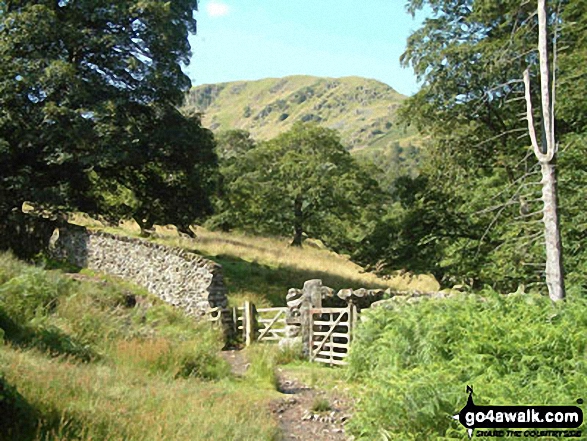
<box><xmin>523</xmin><ymin>0</ymin><xmax>565</xmax><ymax>301</ymax></box>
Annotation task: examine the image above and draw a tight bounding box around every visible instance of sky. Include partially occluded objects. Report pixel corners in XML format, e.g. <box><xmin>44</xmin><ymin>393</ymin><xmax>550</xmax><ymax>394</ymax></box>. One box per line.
<box><xmin>184</xmin><ymin>0</ymin><xmax>429</xmax><ymax>96</ymax></box>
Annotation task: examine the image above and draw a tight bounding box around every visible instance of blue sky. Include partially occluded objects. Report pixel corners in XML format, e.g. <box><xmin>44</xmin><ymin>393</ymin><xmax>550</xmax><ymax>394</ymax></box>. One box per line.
<box><xmin>184</xmin><ymin>1</ymin><xmax>428</xmax><ymax>96</ymax></box>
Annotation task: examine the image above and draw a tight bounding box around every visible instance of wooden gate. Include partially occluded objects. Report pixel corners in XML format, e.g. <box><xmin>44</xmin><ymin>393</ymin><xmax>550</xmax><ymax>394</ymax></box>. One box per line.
<box><xmin>309</xmin><ymin>304</ymin><xmax>357</xmax><ymax>366</ymax></box>
<box><xmin>256</xmin><ymin>307</ymin><xmax>288</xmax><ymax>342</ymax></box>
<box><xmin>232</xmin><ymin>302</ymin><xmax>287</xmax><ymax>345</ymax></box>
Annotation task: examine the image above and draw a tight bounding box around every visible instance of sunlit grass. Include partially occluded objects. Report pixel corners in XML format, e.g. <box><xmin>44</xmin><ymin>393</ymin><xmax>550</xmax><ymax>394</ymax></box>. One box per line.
<box><xmin>67</xmin><ymin>214</ymin><xmax>439</xmax><ymax>306</ymax></box>
<box><xmin>155</xmin><ymin>225</ymin><xmax>439</xmax><ymax>299</ymax></box>
<box><xmin>0</xmin><ymin>253</ymin><xmax>279</xmax><ymax>440</ymax></box>
<box><xmin>0</xmin><ymin>346</ymin><xmax>280</xmax><ymax>441</ymax></box>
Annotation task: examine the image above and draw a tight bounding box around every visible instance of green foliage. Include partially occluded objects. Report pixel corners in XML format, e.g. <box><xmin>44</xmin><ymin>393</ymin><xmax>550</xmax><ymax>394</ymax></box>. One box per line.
<box><xmin>0</xmin><ymin>253</ymin><xmax>258</xmax><ymax>439</ymax></box>
<box><xmin>355</xmin><ymin>141</ymin><xmax>422</xmax><ymax>195</ymax></box>
<box><xmin>311</xmin><ymin>397</ymin><xmax>331</xmax><ymax>413</ymax></box>
<box><xmin>210</xmin><ymin>123</ymin><xmax>384</xmax><ymax>251</ymax></box>
<box><xmin>0</xmin><ymin>253</ymin><xmax>228</xmax><ymax>371</ymax></box>
<box><xmin>0</xmin><ymin>266</ymin><xmax>70</xmax><ymax>322</ymax></box>
<box><xmin>347</xmin><ymin>292</ymin><xmax>587</xmax><ymax>439</ymax></box>
<box><xmin>356</xmin><ymin>0</ymin><xmax>587</xmax><ymax>291</ymax></box>
<box><xmin>0</xmin><ymin>0</ymin><xmax>217</xmax><ymax>244</ymax></box>
<box><xmin>558</xmin><ymin>132</ymin><xmax>587</xmax><ymax>297</ymax></box>
<box><xmin>97</xmin><ymin>109</ymin><xmax>218</xmax><ymax>236</ymax></box>
<box><xmin>273</xmin><ymin>341</ymin><xmax>304</xmax><ymax>365</ymax></box>
<box><xmin>245</xmin><ymin>345</ymin><xmax>279</xmax><ymax>390</ymax></box>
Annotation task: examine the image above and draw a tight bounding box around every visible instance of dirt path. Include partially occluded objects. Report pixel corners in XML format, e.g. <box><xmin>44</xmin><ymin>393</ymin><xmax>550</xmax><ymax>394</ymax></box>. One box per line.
<box><xmin>221</xmin><ymin>350</ymin><xmax>354</xmax><ymax>441</ymax></box>
<box><xmin>219</xmin><ymin>349</ymin><xmax>250</xmax><ymax>377</ymax></box>
<box><xmin>270</xmin><ymin>369</ymin><xmax>354</xmax><ymax>441</ymax></box>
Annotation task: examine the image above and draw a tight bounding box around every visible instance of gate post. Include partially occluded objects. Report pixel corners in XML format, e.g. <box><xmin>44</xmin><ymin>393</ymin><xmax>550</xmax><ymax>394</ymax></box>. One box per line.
<box><xmin>244</xmin><ymin>301</ymin><xmax>256</xmax><ymax>346</ymax></box>
<box><xmin>349</xmin><ymin>302</ymin><xmax>358</xmax><ymax>345</ymax></box>
<box><xmin>301</xmin><ymin>279</ymin><xmax>323</xmax><ymax>357</ymax></box>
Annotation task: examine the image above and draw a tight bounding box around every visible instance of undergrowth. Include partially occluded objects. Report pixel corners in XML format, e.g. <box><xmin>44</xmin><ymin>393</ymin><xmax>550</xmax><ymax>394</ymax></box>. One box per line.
<box><xmin>347</xmin><ymin>291</ymin><xmax>587</xmax><ymax>440</ymax></box>
<box><xmin>0</xmin><ymin>252</ymin><xmax>279</xmax><ymax>440</ymax></box>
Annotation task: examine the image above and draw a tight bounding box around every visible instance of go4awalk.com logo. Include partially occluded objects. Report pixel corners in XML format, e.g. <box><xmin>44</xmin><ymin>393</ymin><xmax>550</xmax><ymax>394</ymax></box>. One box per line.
<box><xmin>453</xmin><ymin>386</ymin><xmax>583</xmax><ymax>439</ymax></box>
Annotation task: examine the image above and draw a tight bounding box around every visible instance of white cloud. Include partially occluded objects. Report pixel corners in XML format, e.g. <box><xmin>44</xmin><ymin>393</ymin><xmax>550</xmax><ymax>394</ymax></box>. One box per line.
<box><xmin>206</xmin><ymin>1</ymin><xmax>230</xmax><ymax>17</ymax></box>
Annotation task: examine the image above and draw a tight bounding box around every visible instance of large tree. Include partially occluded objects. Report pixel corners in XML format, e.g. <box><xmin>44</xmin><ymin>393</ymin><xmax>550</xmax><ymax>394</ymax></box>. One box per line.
<box><xmin>0</xmin><ymin>0</ymin><xmax>217</xmax><ymax>249</ymax></box>
<box><xmin>212</xmin><ymin>123</ymin><xmax>383</xmax><ymax>250</ymax></box>
<box><xmin>356</xmin><ymin>0</ymin><xmax>586</xmax><ymax>292</ymax></box>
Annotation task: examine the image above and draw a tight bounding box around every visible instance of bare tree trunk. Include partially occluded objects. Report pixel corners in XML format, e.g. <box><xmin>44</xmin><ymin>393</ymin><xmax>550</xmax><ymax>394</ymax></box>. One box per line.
<box><xmin>523</xmin><ymin>0</ymin><xmax>565</xmax><ymax>301</ymax></box>
<box><xmin>540</xmin><ymin>161</ymin><xmax>565</xmax><ymax>300</ymax></box>
<box><xmin>291</xmin><ymin>195</ymin><xmax>303</xmax><ymax>247</ymax></box>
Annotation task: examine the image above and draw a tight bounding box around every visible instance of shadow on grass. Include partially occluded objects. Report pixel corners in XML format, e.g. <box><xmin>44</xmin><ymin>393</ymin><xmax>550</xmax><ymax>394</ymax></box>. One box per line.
<box><xmin>202</xmin><ymin>253</ymin><xmax>390</xmax><ymax>306</ymax></box>
<box><xmin>0</xmin><ymin>375</ymin><xmax>89</xmax><ymax>441</ymax></box>
<box><xmin>0</xmin><ymin>374</ymin><xmax>39</xmax><ymax>441</ymax></box>
<box><xmin>0</xmin><ymin>309</ymin><xmax>96</xmax><ymax>363</ymax></box>
<box><xmin>194</xmin><ymin>235</ymin><xmax>284</xmax><ymax>257</ymax></box>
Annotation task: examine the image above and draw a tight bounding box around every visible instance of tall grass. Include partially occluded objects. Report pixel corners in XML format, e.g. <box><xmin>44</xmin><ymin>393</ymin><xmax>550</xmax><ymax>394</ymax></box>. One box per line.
<box><xmin>149</xmin><ymin>225</ymin><xmax>439</xmax><ymax>306</ymax></box>
<box><xmin>68</xmin><ymin>216</ymin><xmax>439</xmax><ymax>306</ymax></box>
<box><xmin>0</xmin><ymin>253</ymin><xmax>279</xmax><ymax>440</ymax></box>
<box><xmin>1</xmin><ymin>347</ymin><xmax>279</xmax><ymax>441</ymax></box>
<box><xmin>347</xmin><ymin>291</ymin><xmax>587</xmax><ymax>440</ymax></box>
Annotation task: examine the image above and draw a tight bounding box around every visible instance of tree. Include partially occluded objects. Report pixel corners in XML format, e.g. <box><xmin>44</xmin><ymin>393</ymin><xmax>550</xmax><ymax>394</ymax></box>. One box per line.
<box><xmin>523</xmin><ymin>0</ymin><xmax>564</xmax><ymax>301</ymax></box>
<box><xmin>0</xmin><ymin>1</ymin><xmax>216</xmax><ymax>250</ymax></box>
<box><xmin>356</xmin><ymin>0</ymin><xmax>586</xmax><ymax>291</ymax></box>
<box><xmin>96</xmin><ymin>108</ymin><xmax>218</xmax><ymax>237</ymax></box>
<box><xmin>206</xmin><ymin>130</ymin><xmax>258</xmax><ymax>232</ymax></box>
<box><xmin>213</xmin><ymin>123</ymin><xmax>383</xmax><ymax>250</ymax></box>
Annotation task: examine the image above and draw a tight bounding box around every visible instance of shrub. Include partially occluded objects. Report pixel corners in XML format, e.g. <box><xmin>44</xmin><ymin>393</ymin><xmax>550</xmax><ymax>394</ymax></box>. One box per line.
<box><xmin>0</xmin><ymin>266</ymin><xmax>71</xmax><ymax>322</ymax></box>
<box><xmin>347</xmin><ymin>291</ymin><xmax>587</xmax><ymax>440</ymax></box>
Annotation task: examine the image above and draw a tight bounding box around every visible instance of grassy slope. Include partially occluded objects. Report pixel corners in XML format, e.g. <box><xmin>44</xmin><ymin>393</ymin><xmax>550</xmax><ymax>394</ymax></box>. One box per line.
<box><xmin>96</xmin><ymin>219</ymin><xmax>439</xmax><ymax>307</ymax></box>
<box><xmin>0</xmin><ymin>253</ymin><xmax>280</xmax><ymax>441</ymax></box>
<box><xmin>184</xmin><ymin>75</ymin><xmax>419</xmax><ymax>152</ymax></box>
<box><xmin>0</xmin><ymin>218</ymin><xmax>437</xmax><ymax>440</ymax></box>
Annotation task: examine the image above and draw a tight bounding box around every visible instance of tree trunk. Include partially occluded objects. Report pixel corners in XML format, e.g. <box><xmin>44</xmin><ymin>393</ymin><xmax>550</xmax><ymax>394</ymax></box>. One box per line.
<box><xmin>523</xmin><ymin>0</ymin><xmax>565</xmax><ymax>301</ymax></box>
<box><xmin>540</xmin><ymin>160</ymin><xmax>565</xmax><ymax>301</ymax></box>
<box><xmin>177</xmin><ymin>224</ymin><xmax>196</xmax><ymax>238</ymax></box>
<box><xmin>291</xmin><ymin>195</ymin><xmax>303</xmax><ymax>247</ymax></box>
<box><xmin>134</xmin><ymin>216</ymin><xmax>154</xmax><ymax>238</ymax></box>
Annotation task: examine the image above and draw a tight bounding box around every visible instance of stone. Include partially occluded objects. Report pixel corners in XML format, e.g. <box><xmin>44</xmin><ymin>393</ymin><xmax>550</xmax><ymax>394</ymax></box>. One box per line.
<box><xmin>48</xmin><ymin>226</ymin><xmax>228</xmax><ymax>317</ymax></box>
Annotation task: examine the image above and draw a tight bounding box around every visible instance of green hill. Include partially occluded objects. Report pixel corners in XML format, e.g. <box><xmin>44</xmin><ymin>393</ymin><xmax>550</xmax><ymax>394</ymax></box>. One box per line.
<box><xmin>184</xmin><ymin>75</ymin><xmax>419</xmax><ymax>152</ymax></box>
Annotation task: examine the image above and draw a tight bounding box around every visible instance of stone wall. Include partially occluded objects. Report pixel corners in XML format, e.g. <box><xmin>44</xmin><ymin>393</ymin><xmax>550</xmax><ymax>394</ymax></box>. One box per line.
<box><xmin>49</xmin><ymin>225</ymin><xmax>227</xmax><ymax>317</ymax></box>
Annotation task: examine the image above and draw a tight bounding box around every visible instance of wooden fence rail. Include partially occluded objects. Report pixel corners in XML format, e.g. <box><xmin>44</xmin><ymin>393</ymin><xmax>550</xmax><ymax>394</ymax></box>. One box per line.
<box><xmin>206</xmin><ymin>300</ymin><xmax>358</xmax><ymax>366</ymax></box>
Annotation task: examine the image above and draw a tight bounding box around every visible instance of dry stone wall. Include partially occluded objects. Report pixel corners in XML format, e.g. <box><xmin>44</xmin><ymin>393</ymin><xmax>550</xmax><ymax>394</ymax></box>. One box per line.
<box><xmin>49</xmin><ymin>225</ymin><xmax>227</xmax><ymax>317</ymax></box>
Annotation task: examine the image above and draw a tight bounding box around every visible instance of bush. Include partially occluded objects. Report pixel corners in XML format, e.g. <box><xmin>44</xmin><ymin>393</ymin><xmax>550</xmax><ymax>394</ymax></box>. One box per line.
<box><xmin>347</xmin><ymin>292</ymin><xmax>587</xmax><ymax>440</ymax></box>
<box><xmin>0</xmin><ymin>266</ymin><xmax>71</xmax><ymax>322</ymax></box>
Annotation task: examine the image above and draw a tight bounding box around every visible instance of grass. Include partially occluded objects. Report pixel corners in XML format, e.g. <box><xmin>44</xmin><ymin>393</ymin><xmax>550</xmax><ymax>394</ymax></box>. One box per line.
<box><xmin>152</xmin><ymin>225</ymin><xmax>439</xmax><ymax>307</ymax></box>
<box><xmin>68</xmin><ymin>215</ymin><xmax>438</xmax><ymax>307</ymax></box>
<box><xmin>184</xmin><ymin>75</ymin><xmax>414</xmax><ymax>152</ymax></box>
<box><xmin>1</xmin><ymin>346</ymin><xmax>279</xmax><ymax>441</ymax></box>
<box><xmin>311</xmin><ymin>397</ymin><xmax>331</xmax><ymax>413</ymax></box>
<box><xmin>0</xmin><ymin>252</ymin><xmax>280</xmax><ymax>440</ymax></box>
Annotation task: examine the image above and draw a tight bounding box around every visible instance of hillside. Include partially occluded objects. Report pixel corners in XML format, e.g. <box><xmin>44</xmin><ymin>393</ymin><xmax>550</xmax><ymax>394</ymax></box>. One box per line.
<box><xmin>184</xmin><ymin>75</ymin><xmax>420</xmax><ymax>152</ymax></box>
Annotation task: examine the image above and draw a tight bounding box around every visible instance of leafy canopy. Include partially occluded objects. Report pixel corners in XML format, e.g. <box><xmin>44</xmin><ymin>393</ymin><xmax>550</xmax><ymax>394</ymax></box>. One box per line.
<box><xmin>210</xmin><ymin>123</ymin><xmax>383</xmax><ymax>251</ymax></box>
<box><xmin>0</xmin><ymin>0</ymin><xmax>217</xmax><ymax>246</ymax></box>
<box><xmin>356</xmin><ymin>0</ymin><xmax>587</xmax><ymax>292</ymax></box>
